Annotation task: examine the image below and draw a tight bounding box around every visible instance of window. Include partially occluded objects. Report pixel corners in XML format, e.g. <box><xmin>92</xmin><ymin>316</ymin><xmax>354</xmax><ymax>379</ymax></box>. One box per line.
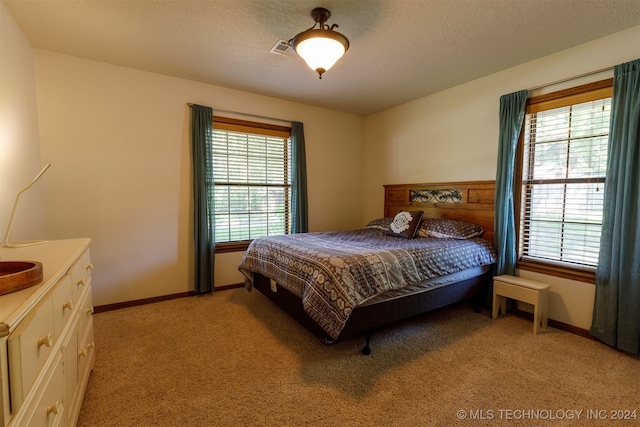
<box><xmin>516</xmin><ymin>80</ymin><xmax>612</xmax><ymax>282</ymax></box>
<box><xmin>212</xmin><ymin>117</ymin><xmax>292</xmax><ymax>250</ymax></box>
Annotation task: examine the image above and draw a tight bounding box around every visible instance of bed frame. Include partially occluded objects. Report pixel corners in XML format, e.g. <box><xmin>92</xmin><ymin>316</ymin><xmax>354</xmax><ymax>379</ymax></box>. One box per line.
<box><xmin>252</xmin><ymin>180</ymin><xmax>496</xmax><ymax>354</ymax></box>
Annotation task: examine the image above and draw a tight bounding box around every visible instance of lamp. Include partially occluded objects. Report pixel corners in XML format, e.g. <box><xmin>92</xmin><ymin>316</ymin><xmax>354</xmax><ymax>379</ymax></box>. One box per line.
<box><xmin>289</xmin><ymin>7</ymin><xmax>350</xmax><ymax>79</ymax></box>
<box><xmin>3</xmin><ymin>163</ymin><xmax>51</xmax><ymax>248</ymax></box>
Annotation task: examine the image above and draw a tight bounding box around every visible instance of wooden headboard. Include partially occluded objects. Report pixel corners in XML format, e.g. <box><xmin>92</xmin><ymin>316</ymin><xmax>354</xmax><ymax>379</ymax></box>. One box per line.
<box><xmin>384</xmin><ymin>181</ymin><xmax>495</xmax><ymax>243</ymax></box>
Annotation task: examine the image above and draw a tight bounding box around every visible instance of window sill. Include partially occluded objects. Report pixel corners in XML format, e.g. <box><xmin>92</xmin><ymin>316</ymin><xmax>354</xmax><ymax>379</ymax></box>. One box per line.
<box><xmin>516</xmin><ymin>259</ymin><xmax>595</xmax><ymax>284</ymax></box>
<box><xmin>215</xmin><ymin>241</ymin><xmax>251</xmax><ymax>253</ymax></box>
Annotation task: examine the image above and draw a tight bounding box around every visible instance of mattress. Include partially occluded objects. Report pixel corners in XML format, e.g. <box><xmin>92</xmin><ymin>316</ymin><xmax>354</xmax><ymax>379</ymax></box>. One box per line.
<box><xmin>359</xmin><ymin>265</ymin><xmax>491</xmax><ymax>306</ymax></box>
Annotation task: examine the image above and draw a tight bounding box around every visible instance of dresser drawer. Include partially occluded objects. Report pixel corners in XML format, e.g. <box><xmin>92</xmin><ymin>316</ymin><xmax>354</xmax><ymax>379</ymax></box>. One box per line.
<box><xmin>71</xmin><ymin>249</ymin><xmax>93</xmax><ymax>302</ymax></box>
<box><xmin>51</xmin><ymin>275</ymin><xmax>74</xmax><ymax>340</ymax></box>
<box><xmin>62</xmin><ymin>315</ymin><xmax>79</xmax><ymax>427</ymax></box>
<box><xmin>77</xmin><ymin>285</ymin><xmax>94</xmax><ymax>343</ymax></box>
<box><xmin>7</xmin><ymin>294</ymin><xmax>55</xmax><ymax>411</ymax></box>
<box><xmin>78</xmin><ymin>323</ymin><xmax>95</xmax><ymax>387</ymax></box>
<box><xmin>16</xmin><ymin>351</ymin><xmax>65</xmax><ymax>427</ymax></box>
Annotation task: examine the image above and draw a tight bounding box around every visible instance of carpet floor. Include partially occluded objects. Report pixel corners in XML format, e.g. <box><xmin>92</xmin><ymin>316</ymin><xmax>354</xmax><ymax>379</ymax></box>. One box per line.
<box><xmin>77</xmin><ymin>288</ymin><xmax>640</xmax><ymax>426</ymax></box>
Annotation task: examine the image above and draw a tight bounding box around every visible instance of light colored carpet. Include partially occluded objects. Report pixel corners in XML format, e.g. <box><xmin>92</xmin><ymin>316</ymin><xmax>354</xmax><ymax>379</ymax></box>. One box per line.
<box><xmin>77</xmin><ymin>288</ymin><xmax>639</xmax><ymax>426</ymax></box>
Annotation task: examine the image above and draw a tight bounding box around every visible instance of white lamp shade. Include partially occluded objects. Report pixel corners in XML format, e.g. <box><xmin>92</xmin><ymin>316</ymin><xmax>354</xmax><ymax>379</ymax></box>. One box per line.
<box><xmin>295</xmin><ymin>36</ymin><xmax>346</xmax><ymax>73</ymax></box>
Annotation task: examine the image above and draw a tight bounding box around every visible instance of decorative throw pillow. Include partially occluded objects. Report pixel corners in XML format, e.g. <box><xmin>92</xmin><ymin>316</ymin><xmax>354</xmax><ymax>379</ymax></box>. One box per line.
<box><xmin>418</xmin><ymin>218</ymin><xmax>484</xmax><ymax>239</ymax></box>
<box><xmin>365</xmin><ymin>217</ymin><xmax>393</xmax><ymax>230</ymax></box>
<box><xmin>387</xmin><ymin>211</ymin><xmax>424</xmax><ymax>238</ymax></box>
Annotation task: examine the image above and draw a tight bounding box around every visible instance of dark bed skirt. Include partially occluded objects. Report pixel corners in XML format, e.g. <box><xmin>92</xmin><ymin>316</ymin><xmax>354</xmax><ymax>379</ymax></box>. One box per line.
<box><xmin>251</xmin><ymin>271</ymin><xmax>492</xmax><ymax>344</ymax></box>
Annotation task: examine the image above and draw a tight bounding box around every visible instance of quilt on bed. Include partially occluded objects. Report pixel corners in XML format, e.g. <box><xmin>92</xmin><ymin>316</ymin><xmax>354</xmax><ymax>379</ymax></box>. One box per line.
<box><xmin>238</xmin><ymin>228</ymin><xmax>497</xmax><ymax>339</ymax></box>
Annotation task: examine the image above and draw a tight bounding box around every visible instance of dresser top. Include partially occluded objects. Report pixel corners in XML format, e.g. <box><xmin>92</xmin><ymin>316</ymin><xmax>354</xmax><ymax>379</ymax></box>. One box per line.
<box><xmin>0</xmin><ymin>238</ymin><xmax>90</xmax><ymax>336</ymax></box>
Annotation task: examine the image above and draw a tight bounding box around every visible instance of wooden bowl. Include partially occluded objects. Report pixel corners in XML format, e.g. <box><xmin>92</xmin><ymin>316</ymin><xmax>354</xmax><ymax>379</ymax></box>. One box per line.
<box><xmin>0</xmin><ymin>261</ymin><xmax>44</xmax><ymax>296</ymax></box>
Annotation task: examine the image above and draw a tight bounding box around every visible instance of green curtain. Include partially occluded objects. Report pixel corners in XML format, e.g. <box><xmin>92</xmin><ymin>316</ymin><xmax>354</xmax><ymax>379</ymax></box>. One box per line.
<box><xmin>590</xmin><ymin>59</ymin><xmax>640</xmax><ymax>355</ymax></box>
<box><xmin>494</xmin><ymin>90</ymin><xmax>528</xmax><ymax>277</ymax></box>
<box><xmin>291</xmin><ymin>121</ymin><xmax>308</xmax><ymax>233</ymax></box>
<box><xmin>190</xmin><ymin>104</ymin><xmax>215</xmax><ymax>294</ymax></box>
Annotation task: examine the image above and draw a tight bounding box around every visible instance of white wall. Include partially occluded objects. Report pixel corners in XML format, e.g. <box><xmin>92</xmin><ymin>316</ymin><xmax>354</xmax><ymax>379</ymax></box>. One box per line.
<box><xmin>0</xmin><ymin>3</ymin><xmax>47</xmax><ymax>246</ymax></box>
<box><xmin>362</xmin><ymin>26</ymin><xmax>640</xmax><ymax>330</ymax></box>
<box><xmin>34</xmin><ymin>51</ymin><xmax>364</xmax><ymax>306</ymax></box>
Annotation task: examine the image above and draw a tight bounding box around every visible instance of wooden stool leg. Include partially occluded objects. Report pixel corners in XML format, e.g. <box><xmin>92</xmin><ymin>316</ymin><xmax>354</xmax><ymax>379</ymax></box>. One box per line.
<box><xmin>541</xmin><ymin>289</ymin><xmax>549</xmax><ymax>330</ymax></box>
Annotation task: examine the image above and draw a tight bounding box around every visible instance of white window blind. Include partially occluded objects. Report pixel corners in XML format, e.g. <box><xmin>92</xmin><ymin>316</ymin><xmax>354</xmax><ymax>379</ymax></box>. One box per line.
<box><xmin>212</xmin><ymin>120</ymin><xmax>291</xmax><ymax>243</ymax></box>
<box><xmin>519</xmin><ymin>91</ymin><xmax>611</xmax><ymax>269</ymax></box>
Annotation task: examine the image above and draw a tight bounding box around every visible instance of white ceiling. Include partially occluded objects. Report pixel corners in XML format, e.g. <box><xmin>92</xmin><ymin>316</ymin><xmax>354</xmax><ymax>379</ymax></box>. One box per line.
<box><xmin>4</xmin><ymin>0</ymin><xmax>640</xmax><ymax>116</ymax></box>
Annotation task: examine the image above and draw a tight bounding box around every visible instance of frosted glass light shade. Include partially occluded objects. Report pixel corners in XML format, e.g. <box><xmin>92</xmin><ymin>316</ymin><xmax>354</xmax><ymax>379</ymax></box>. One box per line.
<box><xmin>291</xmin><ymin>27</ymin><xmax>349</xmax><ymax>78</ymax></box>
<box><xmin>296</xmin><ymin>35</ymin><xmax>346</xmax><ymax>75</ymax></box>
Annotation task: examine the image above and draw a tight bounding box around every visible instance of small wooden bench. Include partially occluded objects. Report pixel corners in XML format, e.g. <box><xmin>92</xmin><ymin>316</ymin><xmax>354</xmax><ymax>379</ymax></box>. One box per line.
<box><xmin>492</xmin><ymin>274</ymin><xmax>550</xmax><ymax>334</ymax></box>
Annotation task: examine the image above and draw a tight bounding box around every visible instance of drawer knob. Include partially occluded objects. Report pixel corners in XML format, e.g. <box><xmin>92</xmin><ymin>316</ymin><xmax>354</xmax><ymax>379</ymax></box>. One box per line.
<box><xmin>86</xmin><ymin>306</ymin><xmax>95</xmax><ymax>316</ymax></box>
<box><xmin>86</xmin><ymin>263</ymin><xmax>94</xmax><ymax>271</ymax></box>
<box><xmin>77</xmin><ymin>278</ymin><xmax>86</xmax><ymax>287</ymax></box>
<box><xmin>37</xmin><ymin>333</ymin><xmax>53</xmax><ymax>349</ymax></box>
<box><xmin>63</xmin><ymin>300</ymin><xmax>74</xmax><ymax>311</ymax></box>
<box><xmin>79</xmin><ymin>342</ymin><xmax>95</xmax><ymax>358</ymax></box>
<box><xmin>46</xmin><ymin>400</ymin><xmax>63</xmax><ymax>416</ymax></box>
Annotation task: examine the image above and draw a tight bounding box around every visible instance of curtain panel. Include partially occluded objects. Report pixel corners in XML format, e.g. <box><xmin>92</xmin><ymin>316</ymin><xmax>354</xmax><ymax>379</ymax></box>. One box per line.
<box><xmin>190</xmin><ymin>104</ymin><xmax>215</xmax><ymax>294</ymax></box>
<box><xmin>590</xmin><ymin>59</ymin><xmax>640</xmax><ymax>355</ymax></box>
<box><xmin>494</xmin><ymin>90</ymin><xmax>528</xmax><ymax>277</ymax></box>
<box><xmin>291</xmin><ymin>122</ymin><xmax>309</xmax><ymax>233</ymax></box>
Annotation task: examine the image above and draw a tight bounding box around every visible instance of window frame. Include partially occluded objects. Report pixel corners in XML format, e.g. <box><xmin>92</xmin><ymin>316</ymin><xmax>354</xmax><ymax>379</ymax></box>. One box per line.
<box><xmin>514</xmin><ymin>79</ymin><xmax>613</xmax><ymax>283</ymax></box>
<box><xmin>212</xmin><ymin>116</ymin><xmax>292</xmax><ymax>253</ymax></box>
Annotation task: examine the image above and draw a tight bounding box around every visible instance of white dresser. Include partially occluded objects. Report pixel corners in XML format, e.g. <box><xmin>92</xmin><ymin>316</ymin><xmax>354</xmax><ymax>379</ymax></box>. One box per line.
<box><xmin>0</xmin><ymin>239</ymin><xmax>95</xmax><ymax>427</ymax></box>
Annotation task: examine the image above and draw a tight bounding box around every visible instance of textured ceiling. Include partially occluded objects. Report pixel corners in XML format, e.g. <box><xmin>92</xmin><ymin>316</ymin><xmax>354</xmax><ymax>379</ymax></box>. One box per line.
<box><xmin>4</xmin><ymin>0</ymin><xmax>640</xmax><ymax>115</ymax></box>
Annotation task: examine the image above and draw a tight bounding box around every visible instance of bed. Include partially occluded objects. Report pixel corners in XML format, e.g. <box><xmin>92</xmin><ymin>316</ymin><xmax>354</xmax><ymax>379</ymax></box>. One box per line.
<box><xmin>238</xmin><ymin>181</ymin><xmax>497</xmax><ymax>354</ymax></box>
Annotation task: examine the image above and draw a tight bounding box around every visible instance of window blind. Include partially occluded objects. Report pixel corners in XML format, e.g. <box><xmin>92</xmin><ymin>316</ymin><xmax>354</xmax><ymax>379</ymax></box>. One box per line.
<box><xmin>212</xmin><ymin>121</ymin><xmax>291</xmax><ymax>243</ymax></box>
<box><xmin>519</xmin><ymin>96</ymin><xmax>610</xmax><ymax>268</ymax></box>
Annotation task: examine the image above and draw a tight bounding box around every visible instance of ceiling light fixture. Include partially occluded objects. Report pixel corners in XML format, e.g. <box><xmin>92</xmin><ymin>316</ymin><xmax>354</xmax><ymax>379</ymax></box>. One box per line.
<box><xmin>289</xmin><ymin>7</ymin><xmax>350</xmax><ymax>79</ymax></box>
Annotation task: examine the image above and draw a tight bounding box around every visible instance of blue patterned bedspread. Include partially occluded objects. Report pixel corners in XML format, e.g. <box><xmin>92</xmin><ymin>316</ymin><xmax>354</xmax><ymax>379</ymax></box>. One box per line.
<box><xmin>238</xmin><ymin>228</ymin><xmax>496</xmax><ymax>339</ymax></box>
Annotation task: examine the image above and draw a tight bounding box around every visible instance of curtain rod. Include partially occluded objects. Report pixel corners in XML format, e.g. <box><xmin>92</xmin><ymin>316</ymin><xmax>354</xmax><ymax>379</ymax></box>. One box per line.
<box><xmin>187</xmin><ymin>103</ymin><xmax>292</xmax><ymax>125</ymax></box>
<box><xmin>527</xmin><ymin>65</ymin><xmax>614</xmax><ymax>92</ymax></box>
